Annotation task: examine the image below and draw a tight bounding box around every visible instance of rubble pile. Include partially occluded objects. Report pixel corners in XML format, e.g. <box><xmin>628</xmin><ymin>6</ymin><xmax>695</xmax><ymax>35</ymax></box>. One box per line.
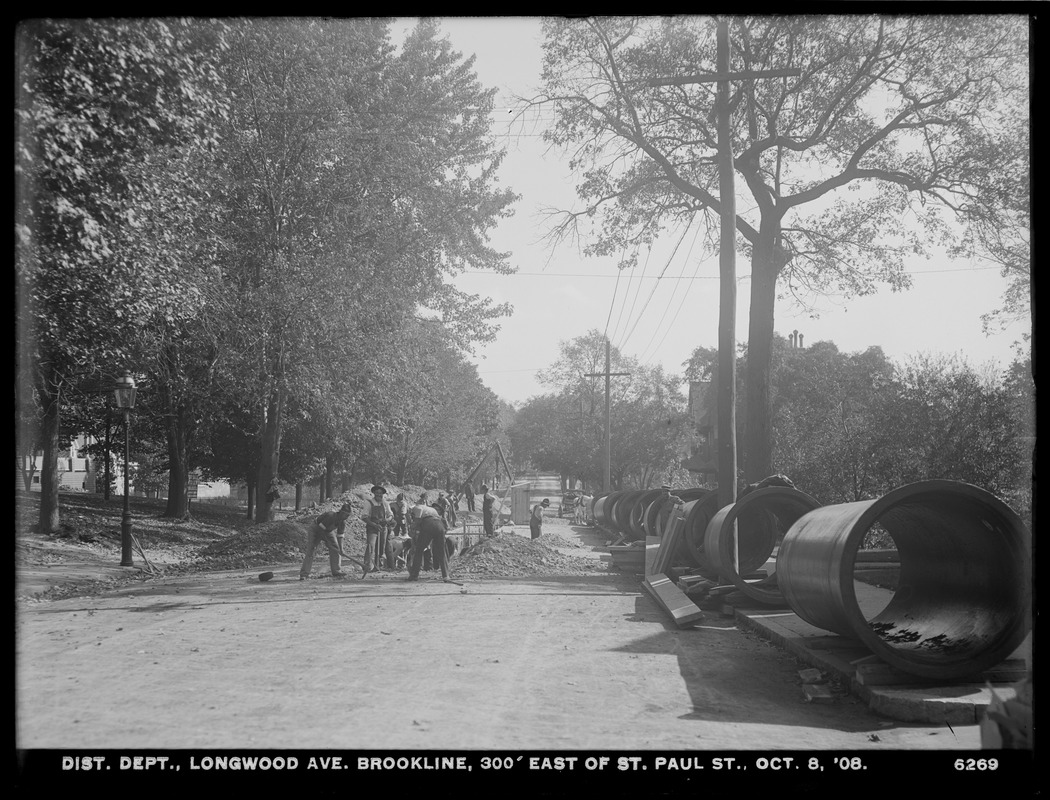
<box><xmin>195</xmin><ymin>521</ymin><xmax>310</xmax><ymax>570</ymax></box>
<box><xmin>452</xmin><ymin>532</ymin><xmax>605</xmax><ymax>578</ymax></box>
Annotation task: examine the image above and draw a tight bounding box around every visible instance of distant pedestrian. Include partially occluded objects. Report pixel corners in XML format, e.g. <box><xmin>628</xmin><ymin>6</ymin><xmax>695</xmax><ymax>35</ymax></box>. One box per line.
<box><xmin>299</xmin><ymin>502</ymin><xmax>354</xmax><ymax>580</ymax></box>
<box><xmin>480</xmin><ymin>484</ymin><xmax>498</xmax><ymax>536</ymax></box>
<box><xmin>463</xmin><ymin>482</ymin><xmax>475</xmax><ymax>512</ymax></box>
<box><xmin>530</xmin><ymin>498</ymin><xmax>550</xmax><ymax>540</ymax></box>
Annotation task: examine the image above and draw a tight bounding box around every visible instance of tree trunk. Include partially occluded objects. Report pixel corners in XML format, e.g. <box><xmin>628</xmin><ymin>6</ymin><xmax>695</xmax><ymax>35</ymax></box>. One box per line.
<box><xmin>254</xmin><ymin>389</ymin><xmax>284</xmax><ymax>523</ymax></box>
<box><xmin>744</xmin><ymin>222</ymin><xmax>782</xmax><ymax>483</ymax></box>
<box><xmin>103</xmin><ymin>400</ymin><xmax>111</xmax><ymax>501</ymax></box>
<box><xmin>37</xmin><ymin>375</ymin><xmax>61</xmax><ymax>534</ymax></box>
<box><xmin>164</xmin><ymin>400</ymin><xmax>193</xmax><ymax>519</ymax></box>
<box><xmin>295</xmin><ymin>482</ymin><xmax>302</xmax><ymax>511</ymax></box>
<box><xmin>19</xmin><ymin>448</ymin><xmax>37</xmax><ymax>492</ymax></box>
<box><xmin>318</xmin><ymin>474</ymin><xmax>326</xmax><ymax>503</ymax></box>
<box><xmin>246</xmin><ymin>477</ymin><xmax>255</xmax><ymax>520</ymax></box>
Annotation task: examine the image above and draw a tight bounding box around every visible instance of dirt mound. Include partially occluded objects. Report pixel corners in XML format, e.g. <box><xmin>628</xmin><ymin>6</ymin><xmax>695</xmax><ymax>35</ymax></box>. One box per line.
<box><xmin>451</xmin><ymin>532</ymin><xmax>605</xmax><ymax>578</ymax></box>
<box><xmin>194</xmin><ymin>520</ymin><xmax>309</xmax><ymax>570</ymax></box>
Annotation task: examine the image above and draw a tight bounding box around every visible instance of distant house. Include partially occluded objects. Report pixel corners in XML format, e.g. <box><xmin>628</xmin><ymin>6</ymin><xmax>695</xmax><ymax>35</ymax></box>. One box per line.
<box><xmin>15</xmin><ymin>433</ymin><xmax>229</xmax><ymax>500</ymax></box>
<box><xmin>16</xmin><ymin>433</ymin><xmax>98</xmax><ymax>493</ymax></box>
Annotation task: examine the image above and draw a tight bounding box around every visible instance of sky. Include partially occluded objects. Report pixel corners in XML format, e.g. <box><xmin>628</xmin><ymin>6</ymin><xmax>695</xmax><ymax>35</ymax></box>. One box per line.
<box><xmin>398</xmin><ymin>16</ymin><xmax>1030</xmax><ymax>407</ymax></box>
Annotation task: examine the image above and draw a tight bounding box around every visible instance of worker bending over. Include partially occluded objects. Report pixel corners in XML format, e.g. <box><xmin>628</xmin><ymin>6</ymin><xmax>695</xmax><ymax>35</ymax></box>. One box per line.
<box><xmin>300</xmin><ymin>502</ymin><xmax>354</xmax><ymax>580</ymax></box>
<box><xmin>407</xmin><ymin>496</ymin><xmax>450</xmax><ymax>581</ymax></box>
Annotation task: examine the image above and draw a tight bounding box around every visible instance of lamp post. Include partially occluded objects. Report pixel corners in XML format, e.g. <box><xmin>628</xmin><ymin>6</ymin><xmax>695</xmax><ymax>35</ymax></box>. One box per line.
<box><xmin>113</xmin><ymin>372</ymin><xmax>137</xmax><ymax>566</ymax></box>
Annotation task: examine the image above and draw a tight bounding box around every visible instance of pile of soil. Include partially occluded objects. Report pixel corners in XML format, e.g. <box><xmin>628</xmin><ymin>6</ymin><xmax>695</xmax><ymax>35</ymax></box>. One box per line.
<box><xmin>194</xmin><ymin>520</ymin><xmax>311</xmax><ymax>570</ymax></box>
<box><xmin>451</xmin><ymin>532</ymin><xmax>605</xmax><ymax>578</ymax></box>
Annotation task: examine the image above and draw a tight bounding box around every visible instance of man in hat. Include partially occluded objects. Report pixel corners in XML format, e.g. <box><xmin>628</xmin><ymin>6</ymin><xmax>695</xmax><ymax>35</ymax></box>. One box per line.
<box><xmin>300</xmin><ymin>502</ymin><xmax>355</xmax><ymax>580</ymax></box>
<box><xmin>480</xmin><ymin>484</ymin><xmax>498</xmax><ymax>537</ymax></box>
<box><xmin>530</xmin><ymin>498</ymin><xmax>550</xmax><ymax>540</ymax></box>
<box><xmin>462</xmin><ymin>481</ymin><xmax>475</xmax><ymax>512</ymax></box>
<box><xmin>407</xmin><ymin>494</ymin><xmax>450</xmax><ymax>582</ymax></box>
<box><xmin>391</xmin><ymin>492</ymin><xmax>410</xmax><ymax>538</ymax></box>
<box><xmin>434</xmin><ymin>491</ymin><xmax>450</xmax><ymax>523</ymax></box>
<box><xmin>361</xmin><ymin>485</ymin><xmax>393</xmax><ymax>575</ymax></box>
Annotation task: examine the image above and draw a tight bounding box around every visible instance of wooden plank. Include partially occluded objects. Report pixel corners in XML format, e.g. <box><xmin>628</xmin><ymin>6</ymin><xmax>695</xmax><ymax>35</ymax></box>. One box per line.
<box><xmin>645</xmin><ymin>535</ymin><xmax>660</xmax><ymax>576</ymax></box>
<box><xmin>642</xmin><ymin>574</ymin><xmax>706</xmax><ymax>627</ymax></box>
<box><xmin>652</xmin><ymin>508</ymin><xmax>685</xmax><ymax>575</ymax></box>
<box><xmin>854</xmin><ymin>658</ymin><xmax>1028</xmax><ymax>687</ymax></box>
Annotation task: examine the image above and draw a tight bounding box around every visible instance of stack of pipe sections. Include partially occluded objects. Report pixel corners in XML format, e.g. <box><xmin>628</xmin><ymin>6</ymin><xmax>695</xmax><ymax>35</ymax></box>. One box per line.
<box><xmin>678</xmin><ymin>491</ymin><xmax>725</xmax><ymax>576</ymax></box>
<box><xmin>649</xmin><ymin>488</ymin><xmax>710</xmax><ymax>539</ymax></box>
<box><xmin>776</xmin><ymin>480</ymin><xmax>1031</xmax><ymax>680</ymax></box>
<box><xmin>592</xmin><ymin>492</ymin><xmax>622</xmax><ymax>534</ymax></box>
<box><xmin>627</xmin><ymin>490</ymin><xmax>664</xmax><ymax>539</ymax></box>
<box><xmin>704</xmin><ymin>487</ymin><xmax>822</xmax><ymax>604</ymax></box>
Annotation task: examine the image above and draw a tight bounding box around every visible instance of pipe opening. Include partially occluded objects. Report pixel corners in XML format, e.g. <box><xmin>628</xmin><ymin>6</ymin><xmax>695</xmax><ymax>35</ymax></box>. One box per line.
<box><xmin>850</xmin><ymin>493</ymin><xmax>1029</xmax><ymax>673</ymax></box>
<box><xmin>777</xmin><ymin>481</ymin><xmax>1031</xmax><ymax>679</ymax></box>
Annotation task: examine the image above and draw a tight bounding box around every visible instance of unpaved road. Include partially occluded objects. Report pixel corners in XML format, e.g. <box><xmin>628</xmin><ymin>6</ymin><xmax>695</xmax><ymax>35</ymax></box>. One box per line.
<box><xmin>17</xmin><ymin>539</ymin><xmax>974</xmax><ymax>751</ymax></box>
<box><xmin>20</xmin><ymin>476</ymin><xmax>1011</xmax><ymax>792</ymax></box>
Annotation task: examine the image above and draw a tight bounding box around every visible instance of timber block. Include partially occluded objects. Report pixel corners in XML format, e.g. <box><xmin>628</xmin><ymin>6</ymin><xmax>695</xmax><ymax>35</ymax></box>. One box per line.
<box><xmin>798</xmin><ymin>668</ymin><xmax>824</xmax><ymax>684</ymax></box>
<box><xmin>854</xmin><ymin>658</ymin><xmax>1028</xmax><ymax>687</ymax></box>
<box><xmin>803</xmin><ymin>683</ymin><xmax>836</xmax><ymax>704</ymax></box>
<box><xmin>642</xmin><ymin>574</ymin><xmax>706</xmax><ymax>628</ymax></box>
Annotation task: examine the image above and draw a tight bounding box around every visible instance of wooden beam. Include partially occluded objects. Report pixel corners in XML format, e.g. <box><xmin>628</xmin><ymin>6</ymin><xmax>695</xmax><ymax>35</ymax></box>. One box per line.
<box><xmin>643</xmin><ymin>574</ymin><xmax>707</xmax><ymax>627</ymax></box>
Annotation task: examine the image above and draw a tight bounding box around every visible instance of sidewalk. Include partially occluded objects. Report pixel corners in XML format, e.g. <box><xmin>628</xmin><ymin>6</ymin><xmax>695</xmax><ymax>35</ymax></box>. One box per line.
<box><xmin>726</xmin><ymin>580</ymin><xmax>1032</xmax><ymax>724</ymax></box>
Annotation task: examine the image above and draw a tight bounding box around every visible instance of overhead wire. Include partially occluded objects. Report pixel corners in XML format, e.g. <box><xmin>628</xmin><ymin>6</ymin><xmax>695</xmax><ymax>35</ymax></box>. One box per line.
<box><xmin>614</xmin><ymin>219</ymin><xmax>694</xmax><ymax>352</ymax></box>
<box><xmin>637</xmin><ymin>222</ymin><xmax>705</xmax><ymax>367</ymax></box>
<box><xmin>611</xmin><ymin>246</ymin><xmax>653</xmax><ymax>351</ymax></box>
<box><xmin>600</xmin><ymin>243</ymin><xmax>629</xmax><ymax>348</ymax></box>
<box><xmin>608</xmin><ymin>252</ymin><xmax>641</xmax><ymax>348</ymax></box>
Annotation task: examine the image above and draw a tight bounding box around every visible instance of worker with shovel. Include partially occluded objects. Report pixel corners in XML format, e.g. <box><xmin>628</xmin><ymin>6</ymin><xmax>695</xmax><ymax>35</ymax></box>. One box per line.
<box><xmin>299</xmin><ymin>502</ymin><xmax>356</xmax><ymax>580</ymax></box>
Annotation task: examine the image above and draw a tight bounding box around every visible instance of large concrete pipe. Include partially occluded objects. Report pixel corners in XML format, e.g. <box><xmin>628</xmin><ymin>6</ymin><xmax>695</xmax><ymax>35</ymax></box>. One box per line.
<box><xmin>704</xmin><ymin>487</ymin><xmax>822</xmax><ymax>605</ymax></box>
<box><xmin>776</xmin><ymin>480</ymin><xmax>1032</xmax><ymax>680</ymax></box>
<box><xmin>592</xmin><ymin>492</ymin><xmax>622</xmax><ymax>533</ymax></box>
<box><xmin>650</xmin><ymin>488</ymin><xmax>709</xmax><ymax>538</ymax></box>
<box><xmin>627</xmin><ymin>490</ymin><xmax>664</xmax><ymax>539</ymax></box>
<box><xmin>679</xmin><ymin>491</ymin><xmax>725</xmax><ymax>576</ymax></box>
<box><xmin>611</xmin><ymin>491</ymin><xmax>648</xmax><ymax>540</ymax></box>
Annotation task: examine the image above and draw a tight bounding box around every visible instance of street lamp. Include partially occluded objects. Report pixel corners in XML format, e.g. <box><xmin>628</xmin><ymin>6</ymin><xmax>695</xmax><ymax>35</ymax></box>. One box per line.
<box><xmin>113</xmin><ymin>372</ymin><xmax>137</xmax><ymax>566</ymax></box>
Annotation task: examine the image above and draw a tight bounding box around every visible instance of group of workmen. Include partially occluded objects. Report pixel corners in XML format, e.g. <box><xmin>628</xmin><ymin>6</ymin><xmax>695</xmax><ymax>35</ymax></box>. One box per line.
<box><xmin>299</xmin><ymin>482</ymin><xmax>502</xmax><ymax>582</ymax></box>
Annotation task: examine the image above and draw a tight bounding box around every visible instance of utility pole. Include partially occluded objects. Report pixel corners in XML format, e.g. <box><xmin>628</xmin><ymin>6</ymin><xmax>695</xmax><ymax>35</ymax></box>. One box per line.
<box><xmin>715</xmin><ymin>20</ymin><xmax>738</xmax><ymax>512</ymax></box>
<box><xmin>648</xmin><ymin>18</ymin><xmax>799</xmax><ymax>509</ymax></box>
<box><xmin>585</xmin><ymin>339</ymin><xmax>629</xmax><ymax>493</ymax></box>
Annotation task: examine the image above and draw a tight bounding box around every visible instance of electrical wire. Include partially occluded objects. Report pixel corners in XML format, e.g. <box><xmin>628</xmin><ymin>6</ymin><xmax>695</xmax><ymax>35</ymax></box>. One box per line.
<box><xmin>637</xmin><ymin>223</ymin><xmax>704</xmax><ymax>366</ymax></box>
<box><xmin>601</xmin><ymin>243</ymin><xmax>629</xmax><ymax>347</ymax></box>
<box><xmin>614</xmin><ymin>219</ymin><xmax>694</xmax><ymax>352</ymax></box>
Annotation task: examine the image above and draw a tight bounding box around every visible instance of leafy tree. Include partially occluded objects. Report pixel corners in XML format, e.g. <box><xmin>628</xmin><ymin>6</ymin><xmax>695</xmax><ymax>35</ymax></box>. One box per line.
<box><xmin>510</xmin><ymin>330</ymin><xmax>691</xmax><ymax>491</ymax></box>
<box><xmin>537</xmin><ymin>15</ymin><xmax>1029</xmax><ymax>485</ymax></box>
<box><xmin>366</xmin><ymin>320</ymin><xmax>504</xmax><ymax>487</ymax></box>
<box><xmin>871</xmin><ymin>354</ymin><xmax>1026</xmax><ymax>500</ymax></box>
<box><xmin>770</xmin><ymin>340</ymin><xmax>894</xmax><ymax>502</ymax></box>
<box><xmin>15</xmin><ymin>18</ymin><xmax>230</xmax><ymax>532</ymax></box>
<box><xmin>211</xmin><ymin>19</ymin><xmax>516</xmax><ymax>521</ymax></box>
